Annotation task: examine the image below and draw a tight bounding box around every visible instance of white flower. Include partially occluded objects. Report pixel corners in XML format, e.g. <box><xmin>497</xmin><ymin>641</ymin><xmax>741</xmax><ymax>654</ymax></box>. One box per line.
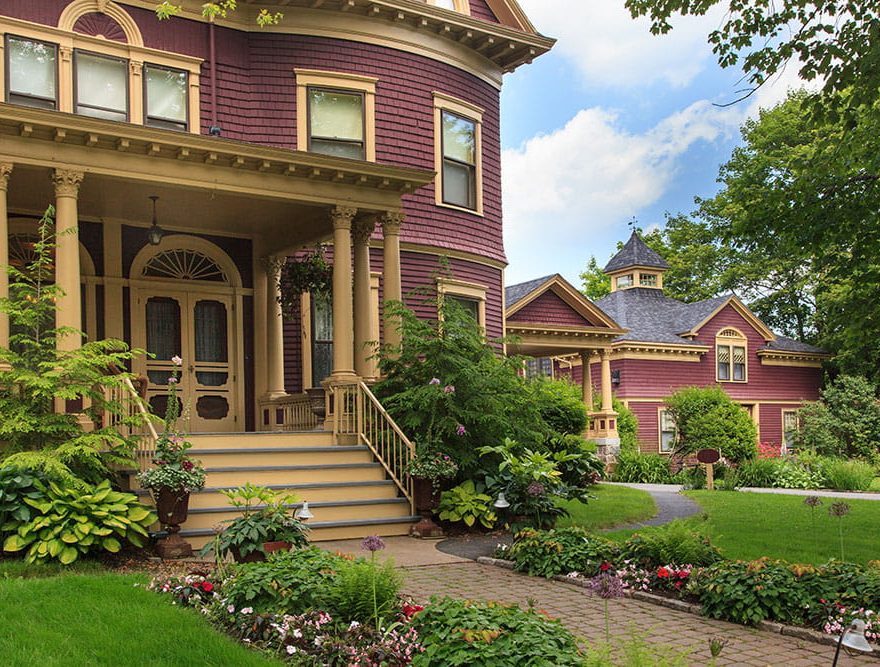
<box><xmin>292</xmin><ymin>629</ymin><xmax>302</xmax><ymax>638</ymax></box>
<box><xmin>313</xmin><ymin>637</ymin><xmax>322</xmax><ymax>647</ymax></box>
<box><xmin>171</xmin><ymin>355</ymin><xmax>183</xmax><ymax>366</ymax></box>
<box><xmin>349</xmin><ymin>621</ymin><xmax>360</xmax><ymax>630</ymax></box>
<box><xmin>227</xmin><ymin>605</ymin><xmax>235</xmax><ymax>613</ymax></box>
<box><xmin>241</xmin><ymin>607</ymin><xmax>253</xmax><ymax>615</ymax></box>
<box><xmin>286</xmin><ymin>646</ymin><xmax>297</xmax><ymax>655</ymax></box>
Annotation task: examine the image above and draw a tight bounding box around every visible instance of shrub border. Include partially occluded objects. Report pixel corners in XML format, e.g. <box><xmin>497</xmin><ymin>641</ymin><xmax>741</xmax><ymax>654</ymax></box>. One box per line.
<box><xmin>475</xmin><ymin>557</ymin><xmax>840</xmax><ymax>648</ymax></box>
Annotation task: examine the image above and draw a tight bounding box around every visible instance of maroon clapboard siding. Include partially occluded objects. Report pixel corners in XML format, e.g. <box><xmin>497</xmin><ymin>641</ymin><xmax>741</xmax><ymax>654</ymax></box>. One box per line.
<box><xmin>509</xmin><ymin>291</ymin><xmax>593</xmax><ymax>327</ymax></box>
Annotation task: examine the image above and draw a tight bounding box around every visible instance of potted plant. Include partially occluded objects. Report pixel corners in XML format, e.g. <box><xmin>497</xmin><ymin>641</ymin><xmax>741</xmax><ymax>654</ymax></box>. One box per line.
<box><xmin>406</xmin><ymin>447</ymin><xmax>458</xmax><ymax>538</ymax></box>
<box><xmin>201</xmin><ymin>483</ymin><xmax>309</xmax><ymax>562</ymax></box>
<box><xmin>136</xmin><ymin>356</ymin><xmax>206</xmax><ymax>558</ymax></box>
<box><xmin>274</xmin><ymin>245</ymin><xmax>332</xmax><ymax>318</ymax></box>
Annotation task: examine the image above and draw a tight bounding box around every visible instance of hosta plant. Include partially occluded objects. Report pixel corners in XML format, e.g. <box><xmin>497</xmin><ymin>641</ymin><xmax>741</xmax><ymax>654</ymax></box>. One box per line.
<box><xmin>438</xmin><ymin>479</ymin><xmax>497</xmax><ymax>529</ymax></box>
<box><xmin>0</xmin><ymin>468</ymin><xmax>47</xmax><ymax>538</ymax></box>
<box><xmin>2</xmin><ymin>479</ymin><xmax>156</xmax><ymax>564</ymax></box>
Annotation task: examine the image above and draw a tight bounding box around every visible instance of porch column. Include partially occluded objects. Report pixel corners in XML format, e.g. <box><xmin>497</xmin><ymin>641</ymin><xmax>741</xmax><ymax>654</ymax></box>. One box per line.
<box><xmin>352</xmin><ymin>216</ymin><xmax>376</xmax><ymax>379</ymax></box>
<box><xmin>52</xmin><ymin>169</ymin><xmax>84</xmax><ymax>352</ymax></box>
<box><xmin>330</xmin><ymin>206</ymin><xmax>357</xmax><ymax>380</ymax></box>
<box><xmin>265</xmin><ymin>256</ymin><xmax>287</xmax><ymax>398</ymax></box>
<box><xmin>600</xmin><ymin>348</ymin><xmax>613</xmax><ymax>413</ymax></box>
<box><xmin>0</xmin><ymin>163</ymin><xmax>12</xmax><ymax>352</ymax></box>
<box><xmin>579</xmin><ymin>350</ymin><xmax>593</xmax><ymax>410</ymax></box>
<box><xmin>381</xmin><ymin>212</ymin><xmax>404</xmax><ymax>351</ymax></box>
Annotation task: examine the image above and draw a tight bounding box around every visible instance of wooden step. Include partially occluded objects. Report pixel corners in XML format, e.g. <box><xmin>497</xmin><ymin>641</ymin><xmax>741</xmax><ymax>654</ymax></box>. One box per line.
<box><xmin>184</xmin><ymin>498</ymin><xmax>411</xmax><ymax>529</ymax></box>
<box><xmin>182</xmin><ymin>514</ymin><xmax>420</xmax><ymax>549</ymax></box>
<box><xmin>201</xmin><ymin>463</ymin><xmax>388</xmax><ymax>487</ymax></box>
<box><xmin>189</xmin><ymin>446</ymin><xmax>374</xmax><ymax>468</ymax></box>
<box><xmin>186</xmin><ymin>431</ymin><xmax>335</xmax><ymax>449</ymax></box>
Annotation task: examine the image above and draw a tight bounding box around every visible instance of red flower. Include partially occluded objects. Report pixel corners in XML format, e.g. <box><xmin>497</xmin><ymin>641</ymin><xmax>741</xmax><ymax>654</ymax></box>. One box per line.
<box><xmin>182</xmin><ymin>460</ymin><xmax>194</xmax><ymax>471</ymax></box>
<box><xmin>656</xmin><ymin>567</ymin><xmax>670</xmax><ymax>579</ymax></box>
<box><xmin>674</xmin><ymin>580</ymin><xmax>684</xmax><ymax>589</ymax></box>
<box><xmin>676</xmin><ymin>570</ymin><xmax>689</xmax><ymax>579</ymax></box>
<box><xmin>599</xmin><ymin>562</ymin><xmax>611</xmax><ymax>572</ymax></box>
<box><xmin>401</xmin><ymin>604</ymin><xmax>424</xmax><ymax>619</ymax></box>
<box><xmin>200</xmin><ymin>581</ymin><xmax>214</xmax><ymax>593</ymax></box>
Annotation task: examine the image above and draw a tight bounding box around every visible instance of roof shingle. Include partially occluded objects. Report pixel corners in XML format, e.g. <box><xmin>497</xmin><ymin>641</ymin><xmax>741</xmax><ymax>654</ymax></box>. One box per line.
<box><xmin>603</xmin><ymin>232</ymin><xmax>670</xmax><ymax>272</ymax></box>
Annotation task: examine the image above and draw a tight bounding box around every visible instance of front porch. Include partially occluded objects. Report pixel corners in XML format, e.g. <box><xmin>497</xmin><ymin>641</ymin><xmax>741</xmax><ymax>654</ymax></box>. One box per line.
<box><xmin>0</xmin><ymin>103</ymin><xmax>433</xmax><ymax>540</ymax></box>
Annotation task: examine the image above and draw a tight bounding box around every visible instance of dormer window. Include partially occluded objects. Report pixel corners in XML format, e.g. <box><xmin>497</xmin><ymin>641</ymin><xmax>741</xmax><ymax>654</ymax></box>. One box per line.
<box><xmin>716</xmin><ymin>328</ymin><xmax>748</xmax><ymax>382</ymax></box>
<box><xmin>616</xmin><ymin>274</ymin><xmax>633</xmax><ymax>289</ymax></box>
<box><xmin>6</xmin><ymin>35</ymin><xmax>58</xmax><ymax>110</ymax></box>
<box><xmin>639</xmin><ymin>273</ymin><xmax>657</xmax><ymax>287</ymax></box>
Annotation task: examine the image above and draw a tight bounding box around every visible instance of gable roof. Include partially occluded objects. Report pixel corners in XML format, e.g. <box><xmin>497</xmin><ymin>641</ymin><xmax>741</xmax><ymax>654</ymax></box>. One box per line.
<box><xmin>505</xmin><ymin>274</ymin><xmax>622</xmax><ymax>331</ymax></box>
<box><xmin>603</xmin><ymin>232</ymin><xmax>670</xmax><ymax>273</ymax></box>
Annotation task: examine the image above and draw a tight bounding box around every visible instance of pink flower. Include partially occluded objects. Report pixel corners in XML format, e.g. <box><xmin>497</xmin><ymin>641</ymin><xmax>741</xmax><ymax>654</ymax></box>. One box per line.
<box><xmin>456</xmin><ymin>424</ymin><xmax>466</xmax><ymax>436</ymax></box>
<box><xmin>444</xmin><ymin>385</ymin><xmax>455</xmax><ymax>394</ymax></box>
<box><xmin>168</xmin><ymin>377</ymin><xmax>178</xmax><ymax>385</ymax></box>
<box><xmin>429</xmin><ymin>378</ymin><xmax>441</xmax><ymax>385</ymax></box>
<box><xmin>171</xmin><ymin>355</ymin><xmax>183</xmax><ymax>366</ymax></box>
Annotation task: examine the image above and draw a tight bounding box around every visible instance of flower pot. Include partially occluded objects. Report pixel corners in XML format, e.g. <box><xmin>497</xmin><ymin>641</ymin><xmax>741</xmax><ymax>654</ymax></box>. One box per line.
<box><xmin>263</xmin><ymin>540</ymin><xmax>291</xmax><ymax>555</ymax></box>
<box><xmin>154</xmin><ymin>487</ymin><xmax>190</xmax><ymax>530</ymax></box>
<box><xmin>230</xmin><ymin>546</ymin><xmax>265</xmax><ymax>563</ymax></box>
<box><xmin>412</xmin><ymin>477</ymin><xmax>441</xmax><ymax>515</ymax></box>
<box><xmin>305</xmin><ymin>387</ymin><xmax>326</xmax><ymax>424</ymax></box>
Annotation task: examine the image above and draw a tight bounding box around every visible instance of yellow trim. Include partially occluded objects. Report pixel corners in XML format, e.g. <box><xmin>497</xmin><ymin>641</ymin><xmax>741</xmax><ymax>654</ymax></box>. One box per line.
<box><xmin>58</xmin><ymin>0</ymin><xmax>144</xmax><ymax>47</ymax></box>
<box><xmin>294</xmin><ymin>69</ymin><xmax>377</xmax><ymax>162</ymax></box>
<box><xmin>129</xmin><ymin>234</ymin><xmax>243</xmax><ymax>286</ymax></box>
<box><xmin>782</xmin><ymin>409</ymin><xmax>799</xmax><ymax>452</ymax></box>
<box><xmin>757</xmin><ymin>349</ymin><xmax>829</xmax><ymax>367</ymax></box>
<box><xmin>395</xmin><ymin>240</ymin><xmax>507</xmax><ymax>270</ymax></box>
<box><xmin>683</xmin><ymin>295</ymin><xmax>776</xmax><ymax>341</ymax></box>
<box><xmin>608</xmin><ymin>265</ymin><xmax>665</xmax><ymax>292</ymax></box>
<box><xmin>715</xmin><ymin>327</ymin><xmax>748</xmax><ymax>384</ymax></box>
<box><xmin>0</xmin><ymin>13</ymin><xmax>202</xmax><ymax>132</ymax></box>
<box><xmin>437</xmin><ymin>276</ymin><xmax>486</xmax><ymax>328</ymax></box>
<box><xmin>433</xmin><ymin>91</ymin><xmax>483</xmax><ymax>216</ymax></box>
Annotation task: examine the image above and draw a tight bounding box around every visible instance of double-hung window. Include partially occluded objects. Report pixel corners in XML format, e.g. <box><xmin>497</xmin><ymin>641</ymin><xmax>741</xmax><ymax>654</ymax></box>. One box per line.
<box><xmin>782</xmin><ymin>410</ymin><xmax>799</xmax><ymax>452</ymax></box>
<box><xmin>6</xmin><ymin>35</ymin><xmax>58</xmax><ymax>110</ymax></box>
<box><xmin>441</xmin><ymin>111</ymin><xmax>477</xmax><ymax>210</ymax></box>
<box><xmin>75</xmin><ymin>50</ymin><xmax>128</xmax><ymax>121</ymax></box>
<box><xmin>308</xmin><ymin>88</ymin><xmax>366</xmax><ymax>160</ymax></box>
<box><xmin>144</xmin><ymin>64</ymin><xmax>188</xmax><ymax>131</ymax></box>
<box><xmin>716</xmin><ymin>328</ymin><xmax>747</xmax><ymax>382</ymax></box>
<box><xmin>659</xmin><ymin>409</ymin><xmax>676</xmax><ymax>453</ymax></box>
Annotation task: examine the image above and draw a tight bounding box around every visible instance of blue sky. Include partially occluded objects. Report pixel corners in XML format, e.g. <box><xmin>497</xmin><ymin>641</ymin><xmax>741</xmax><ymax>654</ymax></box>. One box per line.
<box><xmin>499</xmin><ymin>2</ymin><xmax>807</xmax><ymax>286</ymax></box>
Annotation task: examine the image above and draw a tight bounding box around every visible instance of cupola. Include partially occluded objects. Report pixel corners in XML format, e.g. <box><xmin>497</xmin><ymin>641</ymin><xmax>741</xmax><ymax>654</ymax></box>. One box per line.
<box><xmin>603</xmin><ymin>232</ymin><xmax>669</xmax><ymax>292</ymax></box>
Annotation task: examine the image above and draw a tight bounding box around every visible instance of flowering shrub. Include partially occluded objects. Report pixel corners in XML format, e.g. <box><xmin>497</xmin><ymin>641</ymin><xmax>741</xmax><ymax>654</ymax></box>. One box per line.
<box><xmin>757</xmin><ymin>441</ymin><xmax>783</xmax><ymax>459</ymax></box>
<box><xmin>406</xmin><ymin>451</ymin><xmax>458</xmax><ymax>486</ymax></box>
<box><xmin>508</xmin><ymin>527</ymin><xmax>620</xmax><ymax>578</ymax></box>
<box><xmin>149</xmin><ymin>572</ymin><xmax>218</xmax><ymax>607</ymax></box>
<box><xmin>820</xmin><ymin>604</ymin><xmax>879</xmax><ymax>642</ymax></box>
<box><xmin>650</xmin><ymin>565</ymin><xmax>693</xmax><ymax>594</ymax></box>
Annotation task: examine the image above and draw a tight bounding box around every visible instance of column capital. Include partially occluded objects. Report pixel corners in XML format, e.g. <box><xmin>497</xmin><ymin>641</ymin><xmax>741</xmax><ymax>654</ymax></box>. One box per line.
<box><xmin>52</xmin><ymin>169</ymin><xmax>84</xmax><ymax>198</ymax></box>
<box><xmin>261</xmin><ymin>255</ymin><xmax>285</xmax><ymax>279</ymax></box>
<box><xmin>330</xmin><ymin>205</ymin><xmax>357</xmax><ymax>231</ymax></box>
<box><xmin>599</xmin><ymin>347</ymin><xmax>612</xmax><ymax>360</ymax></box>
<box><xmin>352</xmin><ymin>217</ymin><xmax>376</xmax><ymax>246</ymax></box>
<box><xmin>0</xmin><ymin>163</ymin><xmax>12</xmax><ymax>191</ymax></box>
<box><xmin>380</xmin><ymin>211</ymin><xmax>404</xmax><ymax>235</ymax></box>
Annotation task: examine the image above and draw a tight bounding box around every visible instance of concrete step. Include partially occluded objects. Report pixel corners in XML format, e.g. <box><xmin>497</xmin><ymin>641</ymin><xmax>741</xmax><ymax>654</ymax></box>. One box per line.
<box><xmin>187</xmin><ymin>431</ymin><xmax>335</xmax><ymax>449</ymax></box>
<box><xmin>189</xmin><ymin>446</ymin><xmax>374</xmax><ymax>468</ymax></box>
<box><xmin>201</xmin><ymin>463</ymin><xmax>387</xmax><ymax>487</ymax></box>
<box><xmin>182</xmin><ymin>515</ymin><xmax>420</xmax><ymax>549</ymax></box>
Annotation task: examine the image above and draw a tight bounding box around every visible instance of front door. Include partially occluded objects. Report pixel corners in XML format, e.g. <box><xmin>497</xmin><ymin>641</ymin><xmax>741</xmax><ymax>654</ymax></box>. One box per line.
<box><xmin>139</xmin><ymin>291</ymin><xmax>238</xmax><ymax>432</ymax></box>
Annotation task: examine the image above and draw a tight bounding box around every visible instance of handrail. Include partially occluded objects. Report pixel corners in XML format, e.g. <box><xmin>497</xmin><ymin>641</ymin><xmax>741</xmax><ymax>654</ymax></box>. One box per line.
<box><xmin>332</xmin><ymin>382</ymin><xmax>415</xmax><ymax>513</ymax></box>
<box><xmin>123</xmin><ymin>376</ymin><xmax>160</xmax><ymax>443</ymax></box>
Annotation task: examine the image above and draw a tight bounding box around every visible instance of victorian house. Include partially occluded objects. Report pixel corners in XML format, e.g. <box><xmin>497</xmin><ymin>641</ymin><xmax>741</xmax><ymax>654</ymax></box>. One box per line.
<box><xmin>0</xmin><ymin>0</ymin><xmax>554</xmax><ymax>542</ymax></box>
<box><xmin>507</xmin><ymin>233</ymin><xmax>828</xmax><ymax>455</ymax></box>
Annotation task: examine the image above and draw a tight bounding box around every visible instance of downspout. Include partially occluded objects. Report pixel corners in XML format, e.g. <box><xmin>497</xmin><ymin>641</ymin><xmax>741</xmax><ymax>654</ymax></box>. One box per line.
<box><xmin>209</xmin><ymin>18</ymin><xmax>221</xmax><ymax>136</ymax></box>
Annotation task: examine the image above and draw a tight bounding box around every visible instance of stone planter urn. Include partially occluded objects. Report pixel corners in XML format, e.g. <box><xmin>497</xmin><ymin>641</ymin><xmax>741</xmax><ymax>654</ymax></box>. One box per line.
<box><xmin>409</xmin><ymin>477</ymin><xmax>444</xmax><ymax>539</ymax></box>
<box><xmin>305</xmin><ymin>387</ymin><xmax>326</xmax><ymax>428</ymax></box>
<box><xmin>154</xmin><ymin>487</ymin><xmax>193</xmax><ymax>559</ymax></box>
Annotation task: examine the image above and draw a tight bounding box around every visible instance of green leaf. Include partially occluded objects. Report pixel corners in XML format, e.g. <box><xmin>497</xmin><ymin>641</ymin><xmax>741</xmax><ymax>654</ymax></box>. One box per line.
<box><xmin>3</xmin><ymin>534</ymin><xmax>28</xmax><ymax>552</ymax></box>
<box><xmin>102</xmin><ymin>537</ymin><xmax>121</xmax><ymax>553</ymax></box>
<box><xmin>59</xmin><ymin>546</ymin><xmax>79</xmax><ymax>565</ymax></box>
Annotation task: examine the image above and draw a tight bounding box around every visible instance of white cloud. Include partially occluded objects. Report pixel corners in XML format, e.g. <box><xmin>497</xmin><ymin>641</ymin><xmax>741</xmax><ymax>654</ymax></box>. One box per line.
<box><xmin>517</xmin><ymin>0</ymin><xmax>724</xmax><ymax>89</ymax></box>
<box><xmin>502</xmin><ymin>100</ymin><xmax>742</xmax><ymax>283</ymax></box>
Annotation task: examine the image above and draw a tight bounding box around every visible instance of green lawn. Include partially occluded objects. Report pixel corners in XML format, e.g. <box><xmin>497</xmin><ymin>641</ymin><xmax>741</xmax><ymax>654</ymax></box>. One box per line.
<box><xmin>675</xmin><ymin>491</ymin><xmax>880</xmax><ymax>565</ymax></box>
<box><xmin>556</xmin><ymin>483</ymin><xmax>657</xmax><ymax>530</ymax></box>
<box><xmin>0</xmin><ymin>572</ymin><xmax>278</xmax><ymax>667</ymax></box>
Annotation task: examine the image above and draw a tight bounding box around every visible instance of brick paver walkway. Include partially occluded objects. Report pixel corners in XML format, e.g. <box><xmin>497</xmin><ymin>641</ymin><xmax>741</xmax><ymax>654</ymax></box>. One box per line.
<box><xmin>401</xmin><ymin>562</ymin><xmax>876</xmax><ymax>667</ymax></box>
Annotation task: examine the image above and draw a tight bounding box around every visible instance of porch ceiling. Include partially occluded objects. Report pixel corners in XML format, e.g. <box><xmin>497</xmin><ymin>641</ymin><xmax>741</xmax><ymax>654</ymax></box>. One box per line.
<box><xmin>0</xmin><ymin>104</ymin><xmax>434</xmax><ymax>253</ymax></box>
<box><xmin>506</xmin><ymin>323</ymin><xmax>624</xmax><ymax>358</ymax></box>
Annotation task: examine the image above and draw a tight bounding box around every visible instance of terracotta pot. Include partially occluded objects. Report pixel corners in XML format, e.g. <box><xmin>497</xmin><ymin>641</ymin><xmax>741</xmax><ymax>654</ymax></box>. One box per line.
<box><xmin>154</xmin><ymin>487</ymin><xmax>190</xmax><ymax>531</ymax></box>
<box><xmin>231</xmin><ymin>546</ymin><xmax>265</xmax><ymax>563</ymax></box>
<box><xmin>263</xmin><ymin>540</ymin><xmax>292</xmax><ymax>555</ymax></box>
<box><xmin>305</xmin><ymin>387</ymin><xmax>326</xmax><ymax>421</ymax></box>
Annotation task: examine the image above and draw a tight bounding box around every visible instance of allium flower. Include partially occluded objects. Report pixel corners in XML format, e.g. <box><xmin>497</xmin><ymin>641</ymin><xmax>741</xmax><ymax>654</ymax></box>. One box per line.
<box><xmin>829</xmin><ymin>502</ymin><xmax>851</xmax><ymax>517</ymax></box>
<box><xmin>361</xmin><ymin>535</ymin><xmax>386</xmax><ymax>552</ymax></box>
<box><xmin>526</xmin><ymin>482</ymin><xmax>545</xmax><ymax>497</ymax></box>
<box><xmin>171</xmin><ymin>355</ymin><xmax>183</xmax><ymax>366</ymax></box>
<box><xmin>444</xmin><ymin>385</ymin><xmax>455</xmax><ymax>394</ymax></box>
<box><xmin>429</xmin><ymin>378</ymin><xmax>441</xmax><ymax>385</ymax></box>
<box><xmin>456</xmin><ymin>424</ymin><xmax>467</xmax><ymax>436</ymax></box>
<box><xmin>804</xmin><ymin>495</ymin><xmax>823</xmax><ymax>508</ymax></box>
<box><xmin>587</xmin><ymin>573</ymin><xmax>626</xmax><ymax>600</ymax></box>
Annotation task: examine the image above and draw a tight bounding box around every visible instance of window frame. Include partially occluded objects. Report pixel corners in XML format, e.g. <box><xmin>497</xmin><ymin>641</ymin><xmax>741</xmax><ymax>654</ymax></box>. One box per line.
<box><xmin>436</xmin><ymin>277</ymin><xmax>486</xmax><ymax>329</ymax></box>
<box><xmin>73</xmin><ymin>48</ymin><xmax>131</xmax><ymax>122</ymax></box>
<box><xmin>716</xmin><ymin>328</ymin><xmax>748</xmax><ymax>383</ymax></box>
<box><xmin>294</xmin><ymin>69</ymin><xmax>377</xmax><ymax>162</ymax></box>
<box><xmin>440</xmin><ymin>109</ymin><xmax>477</xmax><ymax>210</ymax></box>
<box><xmin>658</xmin><ymin>408</ymin><xmax>677</xmax><ymax>454</ymax></box>
<box><xmin>782</xmin><ymin>409</ymin><xmax>799</xmax><ymax>453</ymax></box>
<box><xmin>143</xmin><ymin>62</ymin><xmax>189</xmax><ymax>132</ymax></box>
<box><xmin>4</xmin><ymin>34</ymin><xmax>59</xmax><ymax>110</ymax></box>
<box><xmin>306</xmin><ymin>86</ymin><xmax>367</xmax><ymax>160</ymax></box>
<box><xmin>433</xmin><ymin>91</ymin><xmax>484</xmax><ymax>215</ymax></box>
<box><xmin>616</xmin><ymin>274</ymin><xmax>634</xmax><ymax>289</ymax></box>
<box><xmin>639</xmin><ymin>273</ymin><xmax>658</xmax><ymax>287</ymax></box>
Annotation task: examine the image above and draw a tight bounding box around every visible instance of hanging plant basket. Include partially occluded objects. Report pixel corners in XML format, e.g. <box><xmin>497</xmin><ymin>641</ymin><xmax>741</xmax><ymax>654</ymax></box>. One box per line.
<box><xmin>275</xmin><ymin>245</ymin><xmax>332</xmax><ymax>317</ymax></box>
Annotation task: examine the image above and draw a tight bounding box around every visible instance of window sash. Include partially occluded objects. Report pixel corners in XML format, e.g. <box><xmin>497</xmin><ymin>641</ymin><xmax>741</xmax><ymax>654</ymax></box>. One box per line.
<box><xmin>659</xmin><ymin>410</ymin><xmax>676</xmax><ymax>452</ymax></box>
<box><xmin>6</xmin><ymin>35</ymin><xmax>58</xmax><ymax>108</ymax></box>
<box><xmin>717</xmin><ymin>344</ymin><xmax>731</xmax><ymax>380</ymax></box>
<box><xmin>616</xmin><ymin>274</ymin><xmax>633</xmax><ymax>288</ymax></box>
<box><xmin>442</xmin><ymin>159</ymin><xmax>476</xmax><ymax>209</ymax></box>
<box><xmin>442</xmin><ymin>111</ymin><xmax>476</xmax><ymax>164</ymax></box>
<box><xmin>145</xmin><ymin>64</ymin><xmax>188</xmax><ymax>130</ymax></box>
<box><xmin>308</xmin><ymin>88</ymin><xmax>365</xmax><ymax>159</ymax></box>
<box><xmin>639</xmin><ymin>273</ymin><xmax>657</xmax><ymax>286</ymax></box>
<box><xmin>75</xmin><ymin>50</ymin><xmax>129</xmax><ymax>120</ymax></box>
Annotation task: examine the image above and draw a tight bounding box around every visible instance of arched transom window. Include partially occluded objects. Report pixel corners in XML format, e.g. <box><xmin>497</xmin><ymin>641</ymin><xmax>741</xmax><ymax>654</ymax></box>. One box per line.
<box><xmin>142</xmin><ymin>249</ymin><xmax>228</xmax><ymax>283</ymax></box>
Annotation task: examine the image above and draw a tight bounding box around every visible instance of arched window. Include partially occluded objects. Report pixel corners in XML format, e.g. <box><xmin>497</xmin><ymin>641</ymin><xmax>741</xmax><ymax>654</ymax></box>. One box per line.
<box><xmin>142</xmin><ymin>249</ymin><xmax>228</xmax><ymax>283</ymax></box>
<box><xmin>716</xmin><ymin>328</ymin><xmax>748</xmax><ymax>382</ymax></box>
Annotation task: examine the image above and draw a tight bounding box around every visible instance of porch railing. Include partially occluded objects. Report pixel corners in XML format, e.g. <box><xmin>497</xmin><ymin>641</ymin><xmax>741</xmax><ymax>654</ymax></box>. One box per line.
<box><xmin>259</xmin><ymin>392</ymin><xmax>320</xmax><ymax>431</ymax></box>
<box><xmin>104</xmin><ymin>376</ymin><xmax>159</xmax><ymax>471</ymax></box>
<box><xmin>331</xmin><ymin>382</ymin><xmax>415</xmax><ymax>513</ymax></box>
